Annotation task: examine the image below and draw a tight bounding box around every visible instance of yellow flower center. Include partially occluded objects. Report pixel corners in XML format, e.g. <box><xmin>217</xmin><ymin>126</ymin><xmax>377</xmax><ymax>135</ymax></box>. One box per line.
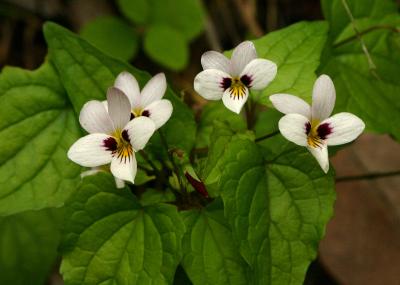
<box><xmin>112</xmin><ymin>129</ymin><xmax>133</xmax><ymax>162</ymax></box>
<box><xmin>131</xmin><ymin>108</ymin><xmax>150</xmax><ymax>119</ymax></box>
<box><xmin>229</xmin><ymin>77</ymin><xmax>247</xmax><ymax>99</ymax></box>
<box><xmin>306</xmin><ymin>119</ymin><xmax>333</xmax><ymax>148</ymax></box>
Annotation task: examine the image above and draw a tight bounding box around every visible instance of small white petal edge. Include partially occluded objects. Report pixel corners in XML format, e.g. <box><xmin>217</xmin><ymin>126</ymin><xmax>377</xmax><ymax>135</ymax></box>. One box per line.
<box><xmin>114</xmin><ymin>71</ymin><xmax>141</xmax><ymax>107</ymax></box>
<box><xmin>201</xmin><ymin>51</ymin><xmax>231</xmax><ymax>73</ymax></box>
<box><xmin>230</xmin><ymin>41</ymin><xmax>257</xmax><ymax>76</ymax></box>
<box><xmin>312</xmin><ymin>74</ymin><xmax>336</xmax><ymax>121</ymax></box>
<box><xmin>145</xmin><ymin>99</ymin><xmax>173</xmax><ymax>129</ymax></box>
<box><xmin>79</xmin><ymin>100</ymin><xmax>114</xmax><ymax>134</ymax></box>
<box><xmin>278</xmin><ymin>114</ymin><xmax>309</xmax><ymax>146</ymax></box>
<box><xmin>221</xmin><ymin>88</ymin><xmax>248</xmax><ymax>114</ymax></box>
<box><xmin>307</xmin><ymin>144</ymin><xmax>329</xmax><ymax>173</ymax></box>
<box><xmin>270</xmin><ymin>94</ymin><xmax>311</xmax><ymax>119</ymax></box>
<box><xmin>124</xmin><ymin>116</ymin><xmax>156</xmax><ymax>151</ymax></box>
<box><xmin>107</xmin><ymin>87</ymin><xmax>131</xmax><ymax>130</ymax></box>
<box><xmin>323</xmin><ymin>112</ymin><xmax>365</xmax><ymax>146</ymax></box>
<box><xmin>110</xmin><ymin>154</ymin><xmax>137</xmax><ymax>183</ymax></box>
<box><xmin>115</xmin><ymin>178</ymin><xmax>126</xmax><ymax>189</ymax></box>
<box><xmin>240</xmin><ymin>58</ymin><xmax>277</xmax><ymax>90</ymax></box>
<box><xmin>194</xmin><ymin>69</ymin><xmax>229</xmax><ymax>100</ymax></box>
<box><xmin>67</xmin><ymin>133</ymin><xmax>113</xmax><ymax>168</ymax></box>
<box><xmin>141</xmin><ymin>73</ymin><xmax>167</xmax><ymax>107</ymax></box>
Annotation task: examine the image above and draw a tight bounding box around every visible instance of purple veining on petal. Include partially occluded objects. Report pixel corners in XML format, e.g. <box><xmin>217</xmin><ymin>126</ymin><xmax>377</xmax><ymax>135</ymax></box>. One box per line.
<box><xmin>103</xmin><ymin>137</ymin><xmax>117</xmax><ymax>151</ymax></box>
<box><xmin>317</xmin><ymin>123</ymin><xmax>332</xmax><ymax>139</ymax></box>
<box><xmin>305</xmin><ymin>121</ymin><xmax>311</xmax><ymax>135</ymax></box>
<box><xmin>220</xmin><ymin>77</ymin><xmax>232</xmax><ymax>91</ymax></box>
<box><xmin>142</xmin><ymin>110</ymin><xmax>150</xmax><ymax>117</ymax></box>
<box><xmin>240</xmin><ymin>74</ymin><xmax>252</xmax><ymax>88</ymax></box>
<box><xmin>121</xmin><ymin>130</ymin><xmax>130</xmax><ymax>142</ymax></box>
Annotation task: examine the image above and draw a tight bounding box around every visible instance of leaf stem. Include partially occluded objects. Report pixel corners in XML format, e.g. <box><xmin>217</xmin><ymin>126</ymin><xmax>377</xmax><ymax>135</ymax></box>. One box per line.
<box><xmin>158</xmin><ymin>130</ymin><xmax>185</xmax><ymax>193</ymax></box>
<box><xmin>138</xmin><ymin>150</ymin><xmax>181</xmax><ymax>199</ymax></box>
<box><xmin>139</xmin><ymin>150</ymin><xmax>159</xmax><ymax>174</ymax></box>
<box><xmin>192</xmin><ymin>147</ymin><xmax>209</xmax><ymax>155</ymax></box>
<box><xmin>255</xmin><ymin>130</ymin><xmax>280</xmax><ymax>142</ymax></box>
<box><xmin>137</xmin><ymin>165</ymin><xmax>153</xmax><ymax>173</ymax></box>
<box><xmin>244</xmin><ymin>101</ymin><xmax>252</xmax><ymax>130</ymax></box>
<box><xmin>340</xmin><ymin>0</ymin><xmax>378</xmax><ymax>78</ymax></box>
<box><xmin>336</xmin><ymin>170</ymin><xmax>400</xmax><ymax>182</ymax></box>
<box><xmin>244</xmin><ymin>97</ymin><xmax>256</xmax><ymax>130</ymax></box>
<box><xmin>334</xmin><ymin>25</ymin><xmax>400</xmax><ymax>48</ymax></box>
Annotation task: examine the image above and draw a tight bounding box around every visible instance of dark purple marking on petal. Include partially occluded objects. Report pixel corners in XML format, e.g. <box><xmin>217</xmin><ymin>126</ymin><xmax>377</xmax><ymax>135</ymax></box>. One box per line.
<box><xmin>317</xmin><ymin>123</ymin><xmax>332</xmax><ymax>139</ymax></box>
<box><xmin>130</xmin><ymin>112</ymin><xmax>135</xmax><ymax>120</ymax></box>
<box><xmin>240</xmin><ymin>74</ymin><xmax>252</xmax><ymax>88</ymax></box>
<box><xmin>220</xmin><ymin>77</ymin><xmax>232</xmax><ymax>91</ymax></box>
<box><xmin>103</xmin><ymin>137</ymin><xmax>117</xmax><ymax>151</ymax></box>
<box><xmin>305</xmin><ymin>121</ymin><xmax>311</xmax><ymax>135</ymax></box>
<box><xmin>121</xmin><ymin>130</ymin><xmax>130</xmax><ymax>142</ymax></box>
<box><xmin>142</xmin><ymin>110</ymin><xmax>150</xmax><ymax>117</ymax></box>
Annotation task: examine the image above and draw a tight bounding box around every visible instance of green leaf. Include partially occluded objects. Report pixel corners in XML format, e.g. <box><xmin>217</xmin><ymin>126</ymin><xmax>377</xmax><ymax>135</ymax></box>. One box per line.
<box><xmin>134</xmin><ymin>169</ymin><xmax>156</xmax><ymax>185</ymax></box>
<box><xmin>61</xmin><ymin>173</ymin><xmax>185</xmax><ymax>285</ymax></box>
<box><xmin>117</xmin><ymin>0</ymin><xmax>149</xmax><ymax>24</ymax></box>
<box><xmin>0</xmin><ymin>62</ymin><xmax>81</xmax><ymax>216</ymax></box>
<box><xmin>320</xmin><ymin>2</ymin><xmax>400</xmax><ymax>139</ymax></box>
<box><xmin>219</xmin><ymin>136</ymin><xmax>335</xmax><ymax>284</ymax></box>
<box><xmin>44</xmin><ymin>22</ymin><xmax>146</xmax><ymax>112</ymax></box>
<box><xmin>195</xmin><ymin>102</ymin><xmax>246</xmax><ymax>149</ymax></box>
<box><xmin>149</xmin><ymin>0</ymin><xmax>204</xmax><ymax>41</ymax></box>
<box><xmin>181</xmin><ymin>200</ymin><xmax>249</xmax><ymax>285</ymax></box>
<box><xmin>252</xmin><ymin>21</ymin><xmax>328</xmax><ymax>106</ymax></box>
<box><xmin>44</xmin><ymin>21</ymin><xmax>196</xmax><ymax>152</ymax></box>
<box><xmin>80</xmin><ymin>16</ymin><xmax>139</xmax><ymax>61</ymax></box>
<box><xmin>253</xmin><ymin>108</ymin><xmax>281</xmax><ymax>139</ymax></box>
<box><xmin>321</xmin><ymin>0</ymin><xmax>397</xmax><ymax>39</ymax></box>
<box><xmin>198</xmin><ymin>122</ymin><xmax>253</xmax><ymax>195</ymax></box>
<box><xmin>0</xmin><ymin>207</ymin><xmax>63</xmax><ymax>285</ymax></box>
<box><xmin>144</xmin><ymin>25</ymin><xmax>188</xmax><ymax>71</ymax></box>
<box><xmin>253</xmin><ymin>108</ymin><xmax>300</xmax><ymax>159</ymax></box>
<box><xmin>140</xmin><ymin>188</ymin><xmax>175</xmax><ymax>206</ymax></box>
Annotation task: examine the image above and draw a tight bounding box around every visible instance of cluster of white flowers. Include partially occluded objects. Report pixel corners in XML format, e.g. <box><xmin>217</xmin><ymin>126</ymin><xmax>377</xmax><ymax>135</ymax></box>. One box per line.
<box><xmin>194</xmin><ymin>41</ymin><xmax>365</xmax><ymax>173</ymax></box>
<box><xmin>68</xmin><ymin>72</ymin><xmax>172</xmax><ymax>187</ymax></box>
<box><xmin>68</xmin><ymin>41</ymin><xmax>365</xmax><ymax>184</ymax></box>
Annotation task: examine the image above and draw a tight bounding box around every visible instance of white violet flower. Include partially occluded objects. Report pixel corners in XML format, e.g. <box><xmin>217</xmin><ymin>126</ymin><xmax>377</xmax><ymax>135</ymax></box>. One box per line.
<box><xmin>113</xmin><ymin>71</ymin><xmax>172</xmax><ymax>129</ymax></box>
<box><xmin>270</xmin><ymin>74</ymin><xmax>365</xmax><ymax>173</ymax></box>
<box><xmin>68</xmin><ymin>87</ymin><xmax>156</xmax><ymax>184</ymax></box>
<box><xmin>194</xmin><ymin>41</ymin><xmax>277</xmax><ymax>114</ymax></box>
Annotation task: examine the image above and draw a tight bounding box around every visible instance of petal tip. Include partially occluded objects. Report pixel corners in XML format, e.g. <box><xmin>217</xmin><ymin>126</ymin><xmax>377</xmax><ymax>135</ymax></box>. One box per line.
<box><xmin>269</xmin><ymin>94</ymin><xmax>278</xmax><ymax>103</ymax></box>
<box><xmin>240</xmin><ymin>40</ymin><xmax>255</xmax><ymax>49</ymax></box>
<box><xmin>107</xmin><ymin>86</ymin><xmax>130</xmax><ymax>103</ymax></box>
<box><xmin>118</xmin><ymin>70</ymin><xmax>131</xmax><ymax>77</ymax></box>
<box><xmin>155</xmin><ymin>72</ymin><xmax>166</xmax><ymax>81</ymax></box>
<box><xmin>115</xmin><ymin>178</ymin><xmax>126</xmax><ymax>189</ymax></box>
<box><xmin>227</xmin><ymin>103</ymin><xmax>242</xmax><ymax>114</ymax></box>
<box><xmin>114</xmin><ymin>71</ymin><xmax>136</xmax><ymax>86</ymax></box>
<box><xmin>318</xmin><ymin>74</ymin><xmax>332</xmax><ymax>81</ymax></box>
<box><xmin>66</xmin><ymin>148</ymin><xmax>74</xmax><ymax>162</ymax></box>
<box><xmin>322</xmin><ymin>163</ymin><xmax>329</xmax><ymax>174</ymax></box>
